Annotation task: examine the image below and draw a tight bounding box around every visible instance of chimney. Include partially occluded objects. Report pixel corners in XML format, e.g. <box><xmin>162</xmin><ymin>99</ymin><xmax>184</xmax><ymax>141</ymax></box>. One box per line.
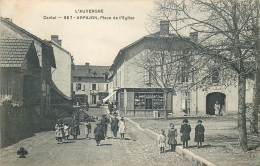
<box><xmin>160</xmin><ymin>20</ymin><xmax>169</xmax><ymax>36</ymax></box>
<box><xmin>5</xmin><ymin>18</ymin><xmax>12</xmax><ymax>22</ymax></box>
<box><xmin>189</xmin><ymin>32</ymin><xmax>198</xmax><ymax>43</ymax></box>
<box><xmin>85</xmin><ymin>62</ymin><xmax>89</xmax><ymax>67</ymax></box>
<box><xmin>51</xmin><ymin>35</ymin><xmax>62</xmax><ymax>47</ymax></box>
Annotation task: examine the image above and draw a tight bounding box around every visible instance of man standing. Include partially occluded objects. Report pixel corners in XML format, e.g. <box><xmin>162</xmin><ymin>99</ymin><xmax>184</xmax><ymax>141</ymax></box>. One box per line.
<box><xmin>111</xmin><ymin>114</ymin><xmax>119</xmax><ymax>138</ymax></box>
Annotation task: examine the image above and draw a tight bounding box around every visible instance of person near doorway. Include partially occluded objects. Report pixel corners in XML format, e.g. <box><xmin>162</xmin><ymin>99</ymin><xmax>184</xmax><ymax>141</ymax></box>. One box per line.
<box><xmin>86</xmin><ymin>101</ymin><xmax>89</xmax><ymax>111</ymax></box>
<box><xmin>167</xmin><ymin>123</ymin><xmax>177</xmax><ymax>152</ymax></box>
<box><xmin>85</xmin><ymin>121</ymin><xmax>91</xmax><ymax>139</ymax></box>
<box><xmin>118</xmin><ymin>117</ymin><xmax>126</xmax><ymax>140</ymax></box>
<box><xmin>111</xmin><ymin>114</ymin><xmax>119</xmax><ymax>138</ymax></box>
<box><xmin>214</xmin><ymin>101</ymin><xmax>221</xmax><ymax>115</ymax></box>
<box><xmin>180</xmin><ymin>119</ymin><xmax>191</xmax><ymax>149</ymax></box>
<box><xmin>94</xmin><ymin>123</ymin><xmax>104</xmax><ymax>146</ymax></box>
<box><xmin>195</xmin><ymin>120</ymin><xmax>205</xmax><ymax>148</ymax></box>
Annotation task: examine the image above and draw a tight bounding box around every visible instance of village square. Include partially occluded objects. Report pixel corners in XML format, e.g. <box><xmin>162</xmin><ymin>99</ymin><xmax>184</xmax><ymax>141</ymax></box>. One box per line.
<box><xmin>0</xmin><ymin>0</ymin><xmax>260</xmax><ymax>166</ymax></box>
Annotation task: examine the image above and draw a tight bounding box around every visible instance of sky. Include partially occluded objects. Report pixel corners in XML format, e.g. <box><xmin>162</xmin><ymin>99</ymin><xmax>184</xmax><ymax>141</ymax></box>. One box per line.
<box><xmin>0</xmin><ymin>0</ymin><xmax>155</xmax><ymax>66</ymax></box>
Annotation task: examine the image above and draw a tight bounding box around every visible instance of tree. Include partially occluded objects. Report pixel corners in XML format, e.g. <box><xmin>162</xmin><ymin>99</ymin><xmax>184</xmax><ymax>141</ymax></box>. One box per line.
<box><xmin>148</xmin><ymin>0</ymin><xmax>259</xmax><ymax>151</ymax></box>
<box><xmin>132</xmin><ymin>37</ymin><xmax>195</xmax><ymax>120</ymax></box>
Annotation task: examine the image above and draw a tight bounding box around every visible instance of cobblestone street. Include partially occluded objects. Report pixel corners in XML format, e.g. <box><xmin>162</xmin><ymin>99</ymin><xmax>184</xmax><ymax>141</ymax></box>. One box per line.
<box><xmin>0</xmin><ymin>108</ymin><xmax>193</xmax><ymax>166</ymax></box>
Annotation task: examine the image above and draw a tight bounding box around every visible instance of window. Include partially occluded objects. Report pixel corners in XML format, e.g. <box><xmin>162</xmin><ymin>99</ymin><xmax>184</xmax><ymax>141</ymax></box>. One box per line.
<box><xmin>78</xmin><ymin>77</ymin><xmax>81</xmax><ymax>81</ymax></box>
<box><xmin>104</xmin><ymin>84</ymin><xmax>109</xmax><ymax>91</ymax></box>
<box><xmin>181</xmin><ymin>67</ymin><xmax>189</xmax><ymax>83</ymax></box>
<box><xmin>82</xmin><ymin>85</ymin><xmax>85</xmax><ymax>91</ymax></box>
<box><xmin>92</xmin><ymin>84</ymin><xmax>96</xmax><ymax>90</ymax></box>
<box><xmin>104</xmin><ymin>73</ymin><xmax>108</xmax><ymax>81</ymax></box>
<box><xmin>76</xmin><ymin>83</ymin><xmax>81</xmax><ymax>91</ymax></box>
<box><xmin>144</xmin><ymin>68</ymin><xmax>152</xmax><ymax>85</ymax></box>
<box><xmin>212</xmin><ymin>69</ymin><xmax>220</xmax><ymax>84</ymax></box>
<box><xmin>92</xmin><ymin>95</ymin><xmax>97</xmax><ymax>104</ymax></box>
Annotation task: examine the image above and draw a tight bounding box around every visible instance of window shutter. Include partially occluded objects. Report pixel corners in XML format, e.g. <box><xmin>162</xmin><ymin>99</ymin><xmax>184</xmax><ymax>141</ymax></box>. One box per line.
<box><xmin>91</xmin><ymin>83</ymin><xmax>93</xmax><ymax>90</ymax></box>
<box><xmin>96</xmin><ymin>84</ymin><xmax>99</xmax><ymax>91</ymax></box>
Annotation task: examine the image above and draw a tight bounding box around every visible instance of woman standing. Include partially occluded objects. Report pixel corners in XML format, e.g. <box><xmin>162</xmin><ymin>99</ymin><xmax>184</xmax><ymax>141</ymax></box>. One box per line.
<box><xmin>118</xmin><ymin>117</ymin><xmax>126</xmax><ymax>140</ymax></box>
<box><xmin>180</xmin><ymin>119</ymin><xmax>191</xmax><ymax>149</ymax></box>
<box><xmin>167</xmin><ymin>123</ymin><xmax>177</xmax><ymax>152</ymax></box>
<box><xmin>195</xmin><ymin>120</ymin><xmax>205</xmax><ymax>148</ymax></box>
<box><xmin>55</xmin><ymin>119</ymin><xmax>64</xmax><ymax>144</ymax></box>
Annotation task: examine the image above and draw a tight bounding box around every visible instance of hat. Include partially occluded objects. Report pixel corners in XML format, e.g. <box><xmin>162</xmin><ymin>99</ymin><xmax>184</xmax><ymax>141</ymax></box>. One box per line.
<box><xmin>102</xmin><ymin>114</ymin><xmax>106</xmax><ymax>117</ymax></box>
<box><xmin>121</xmin><ymin>117</ymin><xmax>124</xmax><ymax>119</ymax></box>
<box><xmin>96</xmin><ymin>122</ymin><xmax>101</xmax><ymax>126</ymax></box>
<box><xmin>170</xmin><ymin>123</ymin><xmax>174</xmax><ymax>127</ymax></box>
<box><xmin>183</xmin><ymin>119</ymin><xmax>188</xmax><ymax>123</ymax></box>
<box><xmin>198</xmin><ymin>120</ymin><xmax>202</xmax><ymax>123</ymax></box>
<box><xmin>161</xmin><ymin>129</ymin><xmax>165</xmax><ymax>132</ymax></box>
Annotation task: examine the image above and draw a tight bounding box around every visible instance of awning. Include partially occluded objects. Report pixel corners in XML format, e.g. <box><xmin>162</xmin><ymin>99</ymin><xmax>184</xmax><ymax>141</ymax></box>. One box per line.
<box><xmin>102</xmin><ymin>91</ymin><xmax>117</xmax><ymax>103</ymax></box>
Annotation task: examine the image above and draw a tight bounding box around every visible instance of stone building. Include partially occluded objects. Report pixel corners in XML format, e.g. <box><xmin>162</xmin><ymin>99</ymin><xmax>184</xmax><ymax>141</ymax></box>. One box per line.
<box><xmin>109</xmin><ymin>21</ymin><xmax>253</xmax><ymax>117</ymax></box>
<box><xmin>72</xmin><ymin>63</ymin><xmax>109</xmax><ymax>107</ymax></box>
<box><xmin>0</xmin><ymin>17</ymin><xmax>71</xmax><ymax>115</ymax></box>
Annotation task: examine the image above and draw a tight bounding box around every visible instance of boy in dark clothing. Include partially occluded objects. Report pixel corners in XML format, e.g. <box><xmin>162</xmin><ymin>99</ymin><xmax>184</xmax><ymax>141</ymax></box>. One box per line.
<box><xmin>85</xmin><ymin>121</ymin><xmax>91</xmax><ymax>139</ymax></box>
<box><xmin>94</xmin><ymin>123</ymin><xmax>104</xmax><ymax>146</ymax></box>
<box><xmin>195</xmin><ymin>120</ymin><xmax>205</xmax><ymax>148</ymax></box>
<box><xmin>180</xmin><ymin>119</ymin><xmax>191</xmax><ymax>149</ymax></box>
<box><xmin>111</xmin><ymin>115</ymin><xmax>119</xmax><ymax>138</ymax></box>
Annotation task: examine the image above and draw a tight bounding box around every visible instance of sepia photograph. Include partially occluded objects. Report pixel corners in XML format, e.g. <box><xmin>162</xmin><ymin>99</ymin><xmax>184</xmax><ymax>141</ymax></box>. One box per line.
<box><xmin>0</xmin><ymin>0</ymin><xmax>259</xmax><ymax>165</ymax></box>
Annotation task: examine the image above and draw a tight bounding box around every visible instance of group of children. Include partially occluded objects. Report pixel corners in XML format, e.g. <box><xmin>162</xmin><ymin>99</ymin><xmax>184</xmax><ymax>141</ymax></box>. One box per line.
<box><xmin>158</xmin><ymin>119</ymin><xmax>205</xmax><ymax>154</ymax></box>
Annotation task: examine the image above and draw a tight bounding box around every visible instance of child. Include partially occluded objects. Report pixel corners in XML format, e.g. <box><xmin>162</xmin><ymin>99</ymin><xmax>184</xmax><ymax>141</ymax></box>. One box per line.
<box><xmin>195</xmin><ymin>120</ymin><xmax>205</xmax><ymax>148</ymax></box>
<box><xmin>118</xmin><ymin>117</ymin><xmax>126</xmax><ymax>140</ymax></box>
<box><xmin>64</xmin><ymin>124</ymin><xmax>70</xmax><ymax>140</ymax></box>
<box><xmin>158</xmin><ymin>129</ymin><xmax>167</xmax><ymax>154</ymax></box>
<box><xmin>94</xmin><ymin>123</ymin><xmax>104</xmax><ymax>146</ymax></box>
<box><xmin>85</xmin><ymin>121</ymin><xmax>91</xmax><ymax>139</ymax></box>
<box><xmin>180</xmin><ymin>119</ymin><xmax>191</xmax><ymax>149</ymax></box>
<box><xmin>167</xmin><ymin>123</ymin><xmax>177</xmax><ymax>152</ymax></box>
<box><xmin>55</xmin><ymin>119</ymin><xmax>64</xmax><ymax>144</ymax></box>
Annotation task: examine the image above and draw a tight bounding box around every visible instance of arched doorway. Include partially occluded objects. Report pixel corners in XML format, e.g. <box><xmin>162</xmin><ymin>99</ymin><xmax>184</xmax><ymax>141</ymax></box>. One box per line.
<box><xmin>206</xmin><ymin>92</ymin><xmax>226</xmax><ymax>115</ymax></box>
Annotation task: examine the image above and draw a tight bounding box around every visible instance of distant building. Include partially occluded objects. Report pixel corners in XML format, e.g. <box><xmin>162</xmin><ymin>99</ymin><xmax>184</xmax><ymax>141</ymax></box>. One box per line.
<box><xmin>72</xmin><ymin>63</ymin><xmax>109</xmax><ymax>107</ymax></box>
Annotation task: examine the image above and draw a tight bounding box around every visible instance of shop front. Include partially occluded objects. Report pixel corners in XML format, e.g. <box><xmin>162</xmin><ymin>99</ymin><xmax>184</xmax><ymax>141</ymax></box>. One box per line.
<box><xmin>117</xmin><ymin>88</ymin><xmax>172</xmax><ymax>117</ymax></box>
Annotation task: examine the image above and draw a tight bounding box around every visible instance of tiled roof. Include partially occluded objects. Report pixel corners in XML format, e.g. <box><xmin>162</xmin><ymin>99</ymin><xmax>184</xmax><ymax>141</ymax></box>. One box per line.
<box><xmin>0</xmin><ymin>39</ymin><xmax>33</xmax><ymax>67</ymax></box>
<box><xmin>0</xmin><ymin>17</ymin><xmax>56</xmax><ymax>68</ymax></box>
<box><xmin>72</xmin><ymin>65</ymin><xmax>109</xmax><ymax>77</ymax></box>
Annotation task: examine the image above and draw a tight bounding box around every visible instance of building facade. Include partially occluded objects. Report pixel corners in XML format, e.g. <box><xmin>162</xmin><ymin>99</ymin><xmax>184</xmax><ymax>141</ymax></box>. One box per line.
<box><xmin>109</xmin><ymin>21</ymin><xmax>253</xmax><ymax>117</ymax></box>
<box><xmin>49</xmin><ymin>35</ymin><xmax>73</xmax><ymax>100</ymax></box>
<box><xmin>72</xmin><ymin>63</ymin><xmax>109</xmax><ymax>107</ymax></box>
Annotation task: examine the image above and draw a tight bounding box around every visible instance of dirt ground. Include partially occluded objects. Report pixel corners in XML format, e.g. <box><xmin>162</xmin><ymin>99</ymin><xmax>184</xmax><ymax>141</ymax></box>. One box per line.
<box><xmin>0</xmin><ymin>108</ymin><xmax>193</xmax><ymax>166</ymax></box>
<box><xmin>132</xmin><ymin>114</ymin><xmax>260</xmax><ymax>166</ymax></box>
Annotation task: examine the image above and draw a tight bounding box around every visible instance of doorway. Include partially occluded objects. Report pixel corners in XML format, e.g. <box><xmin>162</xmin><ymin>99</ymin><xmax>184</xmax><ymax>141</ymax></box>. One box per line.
<box><xmin>206</xmin><ymin>92</ymin><xmax>226</xmax><ymax>115</ymax></box>
<box><xmin>145</xmin><ymin>98</ymin><xmax>153</xmax><ymax>109</ymax></box>
<box><xmin>92</xmin><ymin>95</ymin><xmax>97</xmax><ymax>104</ymax></box>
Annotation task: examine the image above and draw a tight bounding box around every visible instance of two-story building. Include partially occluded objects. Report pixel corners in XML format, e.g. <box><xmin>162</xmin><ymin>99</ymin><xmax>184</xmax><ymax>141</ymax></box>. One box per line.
<box><xmin>72</xmin><ymin>63</ymin><xmax>109</xmax><ymax>107</ymax></box>
<box><xmin>109</xmin><ymin>21</ymin><xmax>253</xmax><ymax>117</ymax></box>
